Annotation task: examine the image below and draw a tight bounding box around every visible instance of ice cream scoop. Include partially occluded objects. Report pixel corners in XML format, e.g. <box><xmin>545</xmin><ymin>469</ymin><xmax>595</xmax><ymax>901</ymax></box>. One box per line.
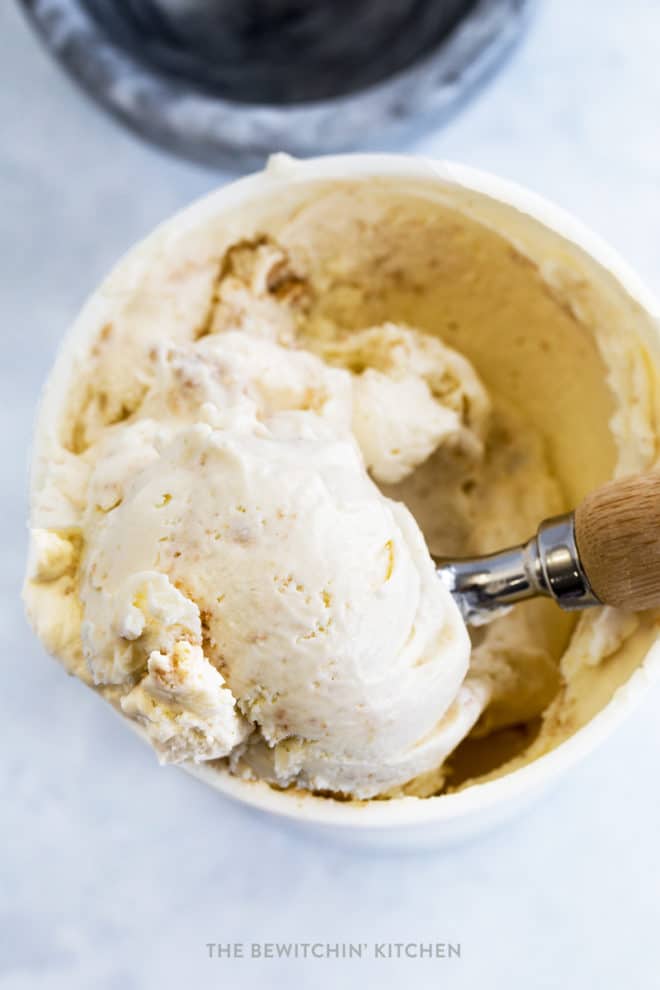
<box><xmin>22</xmin><ymin>323</ymin><xmax>493</xmax><ymax>799</ymax></box>
<box><xmin>437</xmin><ymin>472</ymin><xmax>660</xmax><ymax>624</ymax></box>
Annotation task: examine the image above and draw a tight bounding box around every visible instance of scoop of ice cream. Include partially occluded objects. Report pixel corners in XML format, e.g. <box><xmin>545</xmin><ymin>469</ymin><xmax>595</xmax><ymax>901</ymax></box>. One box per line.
<box><xmin>74</xmin><ymin>331</ymin><xmax>486</xmax><ymax>794</ymax></box>
<box><xmin>25</xmin><ymin>321</ymin><xmax>491</xmax><ymax>797</ymax></box>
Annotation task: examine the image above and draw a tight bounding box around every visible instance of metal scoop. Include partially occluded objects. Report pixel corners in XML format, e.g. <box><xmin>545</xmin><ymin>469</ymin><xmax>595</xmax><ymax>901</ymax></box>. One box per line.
<box><xmin>435</xmin><ymin>471</ymin><xmax>660</xmax><ymax>625</ymax></box>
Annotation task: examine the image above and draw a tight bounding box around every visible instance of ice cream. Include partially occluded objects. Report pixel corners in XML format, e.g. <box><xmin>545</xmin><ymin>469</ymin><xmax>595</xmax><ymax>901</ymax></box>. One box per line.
<box><xmin>24</xmin><ymin>158</ymin><xmax>660</xmax><ymax>801</ymax></box>
<box><xmin>25</xmin><ymin>281</ymin><xmax>497</xmax><ymax>796</ymax></box>
<box><xmin>81</xmin><ymin>323</ymin><xmax>496</xmax><ymax>794</ymax></box>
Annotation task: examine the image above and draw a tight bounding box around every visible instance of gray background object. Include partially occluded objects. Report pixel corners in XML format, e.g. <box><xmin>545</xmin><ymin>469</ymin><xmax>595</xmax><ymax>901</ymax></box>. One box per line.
<box><xmin>21</xmin><ymin>0</ymin><xmax>534</xmax><ymax>166</ymax></box>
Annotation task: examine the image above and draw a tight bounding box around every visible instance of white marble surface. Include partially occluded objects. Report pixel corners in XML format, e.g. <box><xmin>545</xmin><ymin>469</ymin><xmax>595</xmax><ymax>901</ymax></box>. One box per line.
<box><xmin>3</xmin><ymin>1</ymin><xmax>660</xmax><ymax>987</ymax></box>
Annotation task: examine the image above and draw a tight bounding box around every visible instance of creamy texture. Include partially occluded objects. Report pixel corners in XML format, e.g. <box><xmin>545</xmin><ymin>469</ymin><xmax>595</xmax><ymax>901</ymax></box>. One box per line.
<box><xmin>26</xmin><ymin>269</ymin><xmax>497</xmax><ymax>796</ymax></box>
<box><xmin>81</xmin><ymin>328</ymin><xmax>488</xmax><ymax>795</ymax></box>
<box><xmin>25</xmin><ymin>166</ymin><xmax>660</xmax><ymax>801</ymax></box>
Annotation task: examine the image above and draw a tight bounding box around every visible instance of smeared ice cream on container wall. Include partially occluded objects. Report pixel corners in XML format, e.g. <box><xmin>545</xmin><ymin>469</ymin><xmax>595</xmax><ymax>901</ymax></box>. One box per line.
<box><xmin>24</xmin><ymin>155</ymin><xmax>660</xmax><ymax>842</ymax></box>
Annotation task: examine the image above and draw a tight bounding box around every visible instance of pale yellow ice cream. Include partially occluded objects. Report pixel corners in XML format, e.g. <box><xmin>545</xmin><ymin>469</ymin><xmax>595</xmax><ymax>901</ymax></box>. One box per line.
<box><xmin>70</xmin><ymin>324</ymin><xmax>492</xmax><ymax>796</ymax></box>
<box><xmin>25</xmin><ymin>254</ymin><xmax>499</xmax><ymax>796</ymax></box>
<box><xmin>24</xmin><ymin>163</ymin><xmax>660</xmax><ymax>800</ymax></box>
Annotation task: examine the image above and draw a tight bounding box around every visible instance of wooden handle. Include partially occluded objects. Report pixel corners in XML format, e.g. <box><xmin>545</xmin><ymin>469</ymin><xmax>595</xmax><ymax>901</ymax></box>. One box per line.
<box><xmin>574</xmin><ymin>471</ymin><xmax>660</xmax><ymax>610</ymax></box>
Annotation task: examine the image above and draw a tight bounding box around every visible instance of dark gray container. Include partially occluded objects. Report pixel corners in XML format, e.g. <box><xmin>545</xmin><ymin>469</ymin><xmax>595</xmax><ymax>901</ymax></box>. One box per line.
<box><xmin>20</xmin><ymin>0</ymin><xmax>535</xmax><ymax>168</ymax></box>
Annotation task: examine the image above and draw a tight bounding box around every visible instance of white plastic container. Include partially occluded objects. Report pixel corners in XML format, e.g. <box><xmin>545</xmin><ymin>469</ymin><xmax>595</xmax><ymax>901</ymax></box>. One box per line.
<box><xmin>29</xmin><ymin>154</ymin><xmax>660</xmax><ymax>847</ymax></box>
